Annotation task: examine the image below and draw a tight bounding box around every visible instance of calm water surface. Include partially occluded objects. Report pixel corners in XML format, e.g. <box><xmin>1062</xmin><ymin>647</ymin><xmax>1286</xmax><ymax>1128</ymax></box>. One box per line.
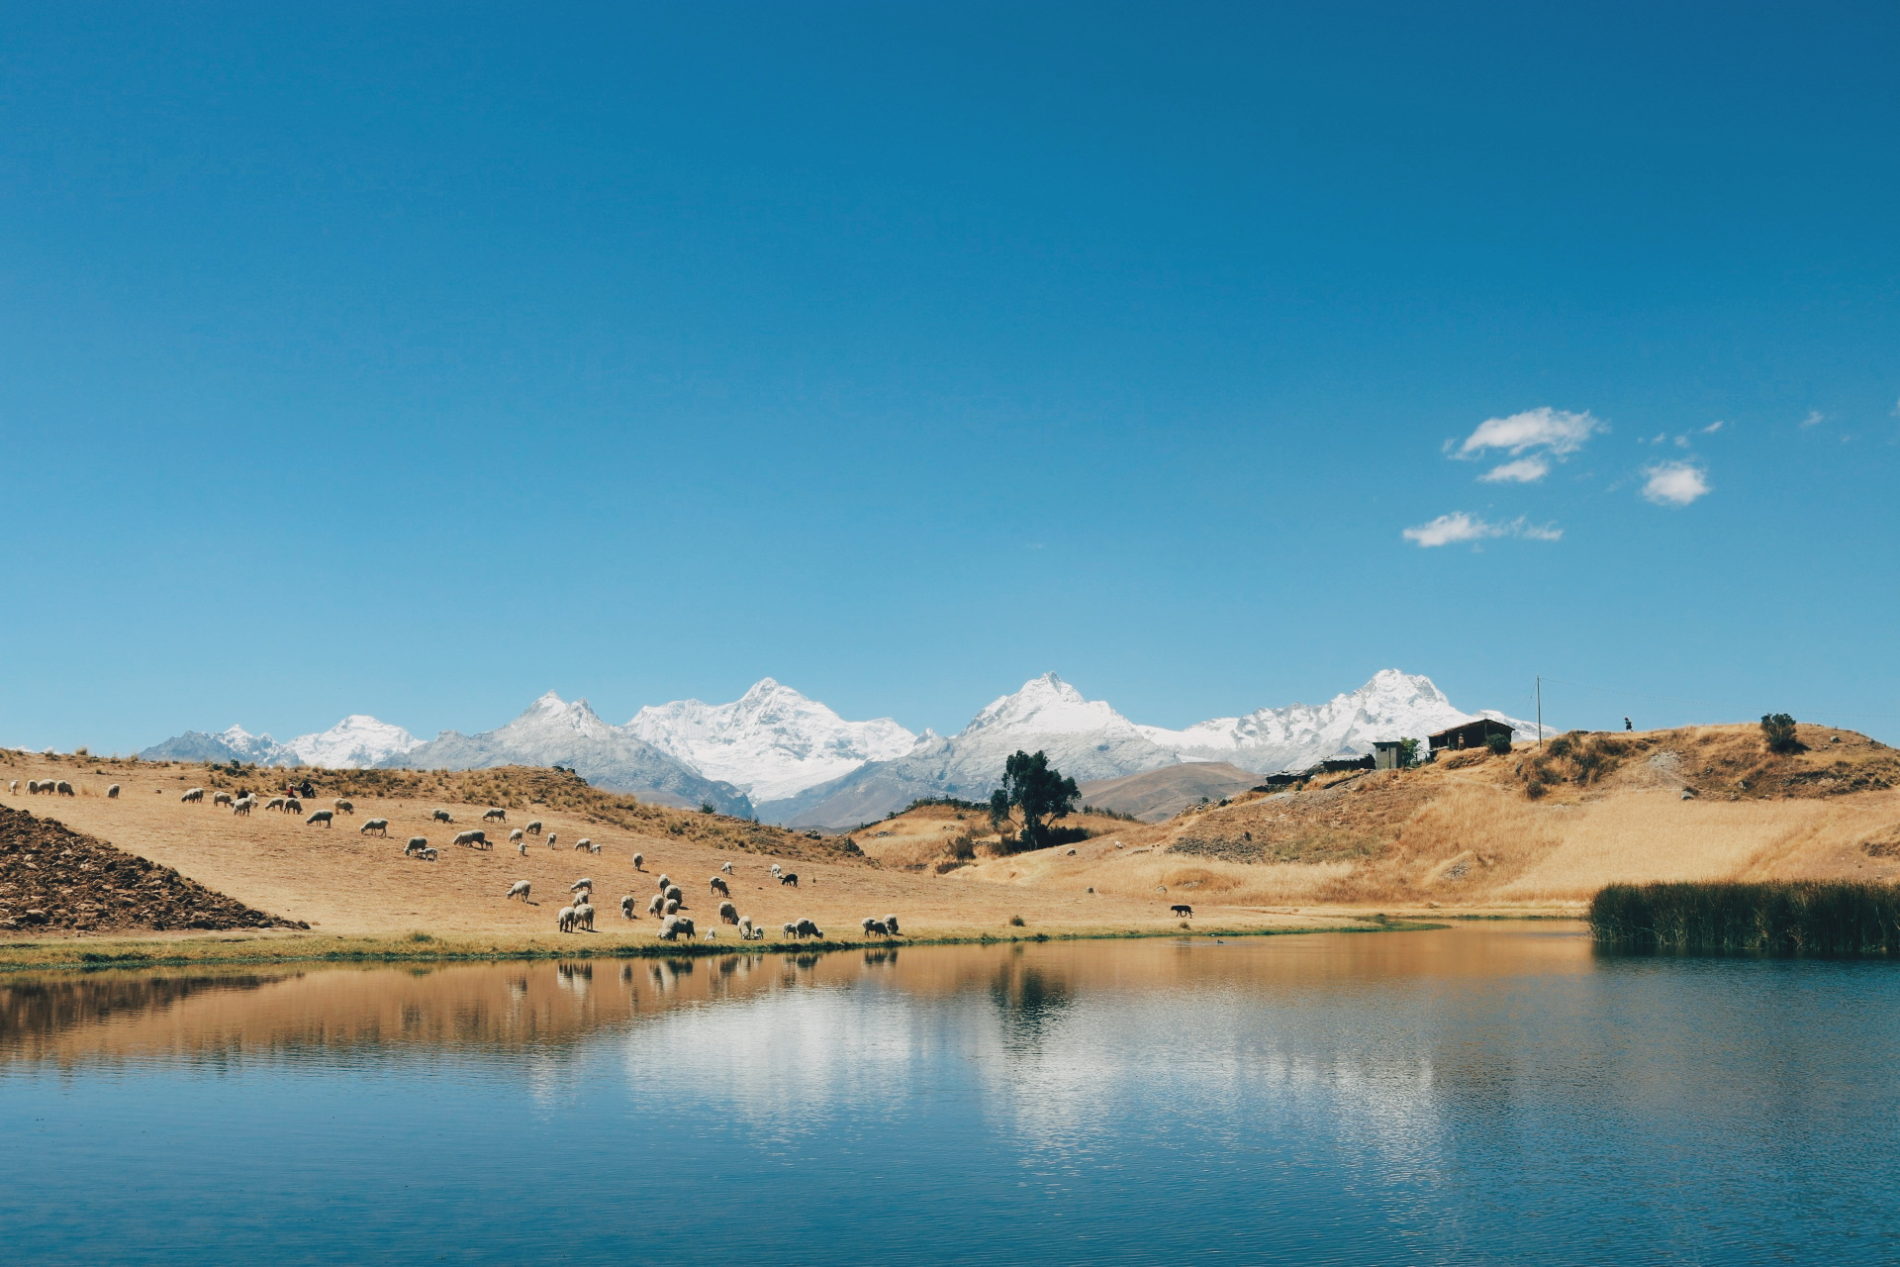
<box><xmin>2</xmin><ymin>925</ymin><xmax>1897</xmax><ymax>1265</ymax></box>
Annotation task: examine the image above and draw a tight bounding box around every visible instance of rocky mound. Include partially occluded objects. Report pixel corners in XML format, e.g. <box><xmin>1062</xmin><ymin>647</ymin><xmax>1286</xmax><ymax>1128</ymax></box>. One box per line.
<box><xmin>0</xmin><ymin>806</ymin><xmax>305</xmax><ymax>934</ymax></box>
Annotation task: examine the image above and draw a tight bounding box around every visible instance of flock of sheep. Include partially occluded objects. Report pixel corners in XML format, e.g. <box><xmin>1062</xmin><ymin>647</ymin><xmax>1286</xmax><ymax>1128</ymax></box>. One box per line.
<box><xmin>151</xmin><ymin>777</ymin><xmax>905</xmax><ymax>945</ymax></box>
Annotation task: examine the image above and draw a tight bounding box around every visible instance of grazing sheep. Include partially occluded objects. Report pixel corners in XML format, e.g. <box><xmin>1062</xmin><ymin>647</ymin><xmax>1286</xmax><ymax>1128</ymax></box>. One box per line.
<box><xmin>738</xmin><ymin>915</ymin><xmax>754</xmax><ymax>938</ymax></box>
<box><xmin>417</xmin><ymin>846</ymin><xmax>438</xmax><ymax>861</ymax></box>
<box><xmin>56</xmin><ymin>781</ymin><xmax>74</xmax><ymax>797</ymax></box>
<box><xmin>524</xmin><ymin>820</ymin><xmax>543</xmax><ymax>836</ymax></box>
<box><xmin>574</xmin><ymin>903</ymin><xmax>595</xmax><ymax>931</ymax></box>
<box><xmin>719</xmin><ymin>861</ymin><xmax>733</xmax><ymax>874</ymax></box>
<box><xmin>861</xmin><ymin>918</ymin><xmax>891</xmax><ymax>938</ymax></box>
<box><xmin>483</xmin><ymin>807</ymin><xmax>506</xmax><ymax>822</ymax></box>
<box><xmin>794</xmin><ymin>918</ymin><xmax>822</xmax><ymax>940</ymax></box>
<box><xmin>333</xmin><ymin>799</ymin><xmax>354</xmax><ymax>815</ymax></box>
<box><xmin>264</xmin><ymin>796</ymin><xmax>287</xmax><ymax>812</ymax></box>
<box><xmin>1170</xmin><ymin>904</ymin><xmax>1192</xmax><ymax>918</ymax></box>
<box><xmin>703</xmin><ymin>929</ymin><xmax>718</xmax><ymax>941</ymax></box>
<box><xmin>778</xmin><ymin>872</ymin><xmax>799</xmax><ymax>887</ymax></box>
<box><xmin>620</xmin><ymin>895</ymin><xmax>636</xmax><ymax>919</ymax></box>
<box><xmin>659</xmin><ymin>915</ymin><xmax>696</xmax><ymax>941</ymax></box>
<box><xmin>709</xmin><ymin>876</ymin><xmax>730</xmax><ymax>897</ymax></box>
<box><xmin>431</xmin><ymin>809</ymin><xmax>452</xmax><ymax>823</ymax></box>
<box><xmin>181</xmin><ymin>787</ymin><xmax>206</xmax><ymax>804</ymax></box>
<box><xmin>546</xmin><ymin>833</ymin><xmax>559</xmax><ymax>850</ymax></box>
<box><xmin>770</xmin><ymin>864</ymin><xmax>782</xmax><ymax>877</ymax></box>
<box><xmin>453</xmin><ymin>829</ymin><xmax>490</xmax><ymax>849</ymax></box>
<box><xmin>232</xmin><ymin>796</ymin><xmax>255</xmax><ymax>816</ymax></box>
<box><xmin>579</xmin><ymin>838</ymin><xmax>601</xmax><ymax>855</ymax></box>
<box><xmin>306</xmin><ymin>809</ymin><xmax>335</xmax><ymax>827</ymax></box>
<box><xmin>648</xmin><ymin>894</ymin><xmax>665</xmax><ymax>917</ymax></box>
<box><xmin>881</xmin><ymin>915</ymin><xmax>900</xmax><ymax>936</ymax></box>
<box><xmin>506</xmin><ymin>881</ymin><xmax>532</xmax><ymax>902</ymax></box>
<box><xmin>508</xmin><ymin>828</ymin><xmax>524</xmax><ymax>844</ymax></box>
<box><xmin>663</xmin><ymin>899</ymin><xmax>680</xmax><ymax>917</ymax></box>
<box><xmin>360</xmin><ymin>818</ymin><xmax>390</xmax><ymax>837</ymax></box>
<box><xmin>718</xmin><ymin>900</ymin><xmax>739</xmax><ymax>925</ymax></box>
<box><xmin>284</xmin><ymin>798</ymin><xmax>303</xmax><ymax>814</ymax></box>
<box><xmin>631</xmin><ymin>852</ymin><xmax>644</xmax><ymax>871</ymax></box>
<box><xmin>558</xmin><ymin>905</ymin><xmax>577</xmax><ymax>933</ymax></box>
<box><xmin>7</xmin><ymin>780</ymin><xmax>16</xmax><ymax>794</ymax></box>
<box><xmin>570</xmin><ymin>878</ymin><xmax>594</xmax><ymax>894</ymax></box>
<box><xmin>405</xmin><ymin>837</ymin><xmax>430</xmax><ymax>856</ymax></box>
<box><xmin>655</xmin><ymin>874</ymin><xmax>672</xmax><ymax>892</ymax></box>
<box><xmin>22</xmin><ymin>780</ymin><xmax>37</xmax><ymax>794</ymax></box>
<box><xmin>106</xmin><ymin>783</ymin><xmax>119</xmax><ymax>799</ymax></box>
<box><xmin>663</xmin><ymin>885</ymin><xmax>683</xmax><ymax>907</ymax></box>
<box><xmin>213</xmin><ymin>792</ymin><xmax>234</xmax><ymax>808</ymax></box>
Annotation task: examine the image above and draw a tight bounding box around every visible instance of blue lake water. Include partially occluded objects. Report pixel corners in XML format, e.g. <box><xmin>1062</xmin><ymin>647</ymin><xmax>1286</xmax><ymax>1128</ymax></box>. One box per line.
<box><xmin>3</xmin><ymin>926</ymin><xmax>1898</xmax><ymax>1265</ymax></box>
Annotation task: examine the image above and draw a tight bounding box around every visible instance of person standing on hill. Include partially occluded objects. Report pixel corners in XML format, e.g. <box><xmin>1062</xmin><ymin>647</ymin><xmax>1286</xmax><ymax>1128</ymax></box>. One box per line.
<box><xmin>1624</xmin><ymin>717</ymin><xmax>1633</xmax><ymax>732</ymax></box>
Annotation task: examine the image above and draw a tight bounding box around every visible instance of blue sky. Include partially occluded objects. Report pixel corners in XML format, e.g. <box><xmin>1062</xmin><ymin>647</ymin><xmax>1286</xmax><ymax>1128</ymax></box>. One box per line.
<box><xmin>3</xmin><ymin>1</ymin><xmax>1896</xmax><ymax>751</ymax></box>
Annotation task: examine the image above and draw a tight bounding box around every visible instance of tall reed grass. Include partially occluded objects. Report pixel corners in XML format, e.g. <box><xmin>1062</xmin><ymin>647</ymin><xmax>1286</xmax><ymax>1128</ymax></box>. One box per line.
<box><xmin>1590</xmin><ymin>881</ymin><xmax>1900</xmax><ymax>955</ymax></box>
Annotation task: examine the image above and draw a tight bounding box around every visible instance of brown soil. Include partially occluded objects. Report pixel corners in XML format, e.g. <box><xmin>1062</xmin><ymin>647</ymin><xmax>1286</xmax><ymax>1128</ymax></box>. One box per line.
<box><xmin>0</xmin><ymin>805</ymin><xmax>303</xmax><ymax>934</ymax></box>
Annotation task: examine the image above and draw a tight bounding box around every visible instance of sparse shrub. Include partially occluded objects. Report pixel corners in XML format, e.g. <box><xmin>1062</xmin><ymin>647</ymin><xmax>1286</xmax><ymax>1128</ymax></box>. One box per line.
<box><xmin>1008</xmin><ymin>914</ymin><xmax>1026</xmax><ymax>927</ymax></box>
<box><xmin>947</xmin><ymin>833</ymin><xmax>976</xmax><ymax>861</ymax></box>
<box><xmin>1547</xmin><ymin>733</ymin><xmax>1577</xmax><ymax>759</ymax></box>
<box><xmin>1486</xmin><ymin>732</ymin><xmax>1512</xmax><ymax>756</ymax></box>
<box><xmin>1525</xmin><ymin>781</ymin><xmax>1548</xmax><ymax>800</ymax></box>
<box><xmin>1761</xmin><ymin>713</ymin><xmax>1801</xmax><ymax>754</ymax></box>
<box><xmin>698</xmin><ymin>801</ymin><xmax>715</xmax><ymax>814</ymax></box>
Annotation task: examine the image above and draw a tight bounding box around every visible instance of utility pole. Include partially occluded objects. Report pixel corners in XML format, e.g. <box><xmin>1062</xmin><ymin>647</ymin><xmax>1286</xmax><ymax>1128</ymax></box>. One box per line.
<box><xmin>1536</xmin><ymin>676</ymin><xmax>1543</xmax><ymax>748</ymax></box>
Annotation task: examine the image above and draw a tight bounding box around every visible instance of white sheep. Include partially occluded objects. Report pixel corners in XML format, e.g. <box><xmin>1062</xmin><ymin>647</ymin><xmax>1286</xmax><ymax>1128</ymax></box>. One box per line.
<box><xmin>213</xmin><ymin>792</ymin><xmax>234</xmax><ymax>808</ymax></box>
<box><xmin>794</xmin><ymin>918</ymin><xmax>822</xmax><ymax>939</ymax></box>
<box><xmin>333</xmin><ymin>799</ymin><xmax>355</xmax><ymax>815</ymax></box>
<box><xmin>56</xmin><ymin>780</ymin><xmax>74</xmax><ymax>796</ymax></box>
<box><xmin>508</xmin><ymin>828</ymin><xmax>524</xmax><ymax>844</ymax></box>
<box><xmin>631</xmin><ymin>852</ymin><xmax>644</xmax><ymax>871</ymax></box>
<box><xmin>232</xmin><ymin>796</ymin><xmax>255</xmax><ymax>816</ymax></box>
<box><xmin>781</xmin><ymin>921</ymin><xmax>798</xmax><ymax>938</ymax></box>
<box><xmin>770</xmin><ymin>863</ymin><xmax>782</xmax><ymax>877</ymax></box>
<box><xmin>405</xmin><ymin>837</ymin><xmax>431</xmax><ymax>857</ymax></box>
<box><xmin>720</xmin><ymin>861</ymin><xmax>734</xmax><ymax>874</ymax></box>
<box><xmin>620</xmin><ymin>895</ymin><xmax>636</xmax><ymax>919</ymax></box>
<box><xmin>284</xmin><ymin>798</ymin><xmax>303</xmax><ymax>814</ymax></box>
<box><xmin>306</xmin><ymin>809</ymin><xmax>335</xmax><ymax>827</ymax></box>
<box><xmin>655</xmin><ymin>873</ymin><xmax>672</xmax><ymax>892</ymax></box>
<box><xmin>573</xmin><ymin>902</ymin><xmax>595</xmax><ymax>932</ymax></box>
<box><xmin>663</xmin><ymin>898</ymin><xmax>680</xmax><ymax>917</ymax></box>
<box><xmin>360</xmin><ymin>818</ymin><xmax>390</xmax><ymax>837</ymax></box>
<box><xmin>738</xmin><ymin>915</ymin><xmax>754</xmax><ymax>939</ymax></box>
<box><xmin>663</xmin><ymin>885</ymin><xmax>683</xmax><ymax>907</ymax></box>
<box><xmin>718</xmin><ymin>900</ymin><xmax>739</xmax><ymax>925</ymax></box>
<box><xmin>709</xmin><ymin>876</ymin><xmax>730</xmax><ymax>897</ymax></box>
<box><xmin>452</xmin><ymin>829</ymin><xmax>489</xmax><ymax>849</ymax></box>
<box><xmin>703</xmin><ymin>929</ymin><xmax>718</xmax><ymax>941</ymax></box>
<box><xmin>525</xmin><ymin>820</ymin><xmax>543</xmax><ymax>835</ymax></box>
<box><xmin>264</xmin><ymin>796</ymin><xmax>287</xmax><ymax>812</ymax></box>
<box><xmin>106</xmin><ymin>783</ymin><xmax>119</xmax><ymax>799</ymax></box>
<box><xmin>483</xmin><ymin>807</ymin><xmax>506</xmax><ymax>822</ymax></box>
<box><xmin>573</xmin><ymin>837</ymin><xmax>595</xmax><ymax>853</ymax></box>
<box><xmin>647</xmin><ymin>894</ymin><xmax>665</xmax><ymax>917</ymax></box>
<box><xmin>7</xmin><ymin>780</ymin><xmax>16</xmax><ymax>794</ymax></box>
<box><xmin>570</xmin><ymin>878</ymin><xmax>594</xmax><ymax>893</ymax></box>
<box><xmin>547</xmin><ymin>833</ymin><xmax>559</xmax><ymax>850</ymax></box>
<box><xmin>506</xmin><ymin>880</ymin><xmax>532</xmax><ymax>902</ymax></box>
<box><xmin>658</xmin><ymin>915</ymin><xmax>696</xmax><ymax>941</ymax></box>
<box><xmin>181</xmin><ymin>787</ymin><xmax>206</xmax><ymax>804</ymax></box>
<box><xmin>431</xmin><ymin>809</ymin><xmax>452</xmax><ymax>823</ymax></box>
<box><xmin>516</xmin><ymin>840</ymin><xmax>528</xmax><ymax>856</ymax></box>
<box><xmin>418</xmin><ymin>846</ymin><xmax>438</xmax><ymax>861</ymax></box>
<box><xmin>861</xmin><ymin>918</ymin><xmax>890</xmax><ymax>938</ymax></box>
<box><xmin>558</xmin><ymin>905</ymin><xmax>577</xmax><ymax>933</ymax></box>
<box><xmin>882</xmin><ymin>914</ymin><xmax>901</xmax><ymax>936</ymax></box>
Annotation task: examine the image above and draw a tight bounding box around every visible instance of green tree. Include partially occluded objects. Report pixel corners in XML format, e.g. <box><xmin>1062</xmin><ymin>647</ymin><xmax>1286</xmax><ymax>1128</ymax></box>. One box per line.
<box><xmin>993</xmin><ymin>750</ymin><xmax>1080</xmax><ymax>851</ymax></box>
<box><xmin>1398</xmin><ymin>737</ymin><xmax>1420</xmax><ymax>768</ymax></box>
<box><xmin>1761</xmin><ymin>713</ymin><xmax>1800</xmax><ymax>754</ymax></box>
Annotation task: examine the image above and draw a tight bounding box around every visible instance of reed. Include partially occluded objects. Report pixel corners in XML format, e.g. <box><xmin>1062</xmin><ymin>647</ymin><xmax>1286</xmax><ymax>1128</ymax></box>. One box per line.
<box><xmin>1590</xmin><ymin>881</ymin><xmax>1900</xmax><ymax>955</ymax></box>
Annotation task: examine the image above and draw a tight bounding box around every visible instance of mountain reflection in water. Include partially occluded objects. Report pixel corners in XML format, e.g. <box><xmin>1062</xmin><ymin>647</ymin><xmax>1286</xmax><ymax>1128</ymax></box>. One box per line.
<box><xmin>2</xmin><ymin>926</ymin><xmax>1897</xmax><ymax>1266</ymax></box>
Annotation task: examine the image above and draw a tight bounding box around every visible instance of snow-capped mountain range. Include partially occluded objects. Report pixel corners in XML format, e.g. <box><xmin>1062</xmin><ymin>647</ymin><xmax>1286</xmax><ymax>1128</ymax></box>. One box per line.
<box><xmin>138</xmin><ymin>670</ymin><xmax>1533</xmax><ymax>828</ymax></box>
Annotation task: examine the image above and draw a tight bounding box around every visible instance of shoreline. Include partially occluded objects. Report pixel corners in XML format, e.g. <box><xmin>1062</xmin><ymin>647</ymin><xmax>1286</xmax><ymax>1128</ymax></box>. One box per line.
<box><xmin>0</xmin><ymin>917</ymin><xmax>1454</xmax><ymax>975</ymax></box>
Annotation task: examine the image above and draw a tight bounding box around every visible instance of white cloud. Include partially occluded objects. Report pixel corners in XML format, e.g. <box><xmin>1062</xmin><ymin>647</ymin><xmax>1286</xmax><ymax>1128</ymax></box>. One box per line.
<box><xmin>1699</xmin><ymin>420</ymin><xmax>1725</xmax><ymax>434</ymax></box>
<box><xmin>1402</xmin><ymin>512</ymin><xmax>1563</xmax><ymax>548</ymax></box>
<box><xmin>1457</xmin><ymin>407</ymin><xmax>1604</xmax><ymax>459</ymax></box>
<box><xmin>1800</xmin><ymin>410</ymin><xmax>1825</xmax><ymax>428</ymax></box>
<box><xmin>1478</xmin><ymin>456</ymin><xmax>1550</xmax><ymax>483</ymax></box>
<box><xmin>1641</xmin><ymin>461</ymin><xmax>1711</xmax><ymax>507</ymax></box>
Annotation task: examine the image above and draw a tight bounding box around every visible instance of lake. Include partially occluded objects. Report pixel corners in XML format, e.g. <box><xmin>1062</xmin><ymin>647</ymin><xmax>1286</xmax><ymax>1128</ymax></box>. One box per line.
<box><xmin>3</xmin><ymin>926</ymin><xmax>1898</xmax><ymax>1265</ymax></box>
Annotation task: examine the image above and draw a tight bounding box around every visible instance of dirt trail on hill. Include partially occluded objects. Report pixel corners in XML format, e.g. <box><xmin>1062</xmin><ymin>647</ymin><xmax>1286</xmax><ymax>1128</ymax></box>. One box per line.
<box><xmin>0</xmin><ymin>806</ymin><xmax>304</xmax><ymax>934</ymax></box>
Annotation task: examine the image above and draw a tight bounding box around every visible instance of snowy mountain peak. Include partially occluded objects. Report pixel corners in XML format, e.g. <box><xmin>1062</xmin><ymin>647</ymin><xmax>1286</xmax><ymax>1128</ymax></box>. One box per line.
<box><xmin>626</xmin><ymin>679</ymin><xmax>918</xmax><ymax>803</ymax></box>
<box><xmin>971</xmin><ymin>673</ymin><xmax>1125</xmax><ymax>734</ymax></box>
<box><xmin>282</xmin><ymin>715</ymin><xmax>422</xmax><ymax>769</ymax></box>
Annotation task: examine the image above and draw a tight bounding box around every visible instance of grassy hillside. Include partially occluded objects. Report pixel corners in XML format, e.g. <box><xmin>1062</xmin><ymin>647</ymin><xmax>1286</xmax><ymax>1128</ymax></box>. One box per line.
<box><xmin>950</xmin><ymin>722</ymin><xmax>1900</xmax><ymax>911</ymax></box>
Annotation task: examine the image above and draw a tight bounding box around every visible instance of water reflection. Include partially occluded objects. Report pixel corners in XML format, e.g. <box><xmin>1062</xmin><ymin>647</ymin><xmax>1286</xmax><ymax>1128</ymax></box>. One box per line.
<box><xmin>2</xmin><ymin>928</ymin><xmax>1898</xmax><ymax>1265</ymax></box>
